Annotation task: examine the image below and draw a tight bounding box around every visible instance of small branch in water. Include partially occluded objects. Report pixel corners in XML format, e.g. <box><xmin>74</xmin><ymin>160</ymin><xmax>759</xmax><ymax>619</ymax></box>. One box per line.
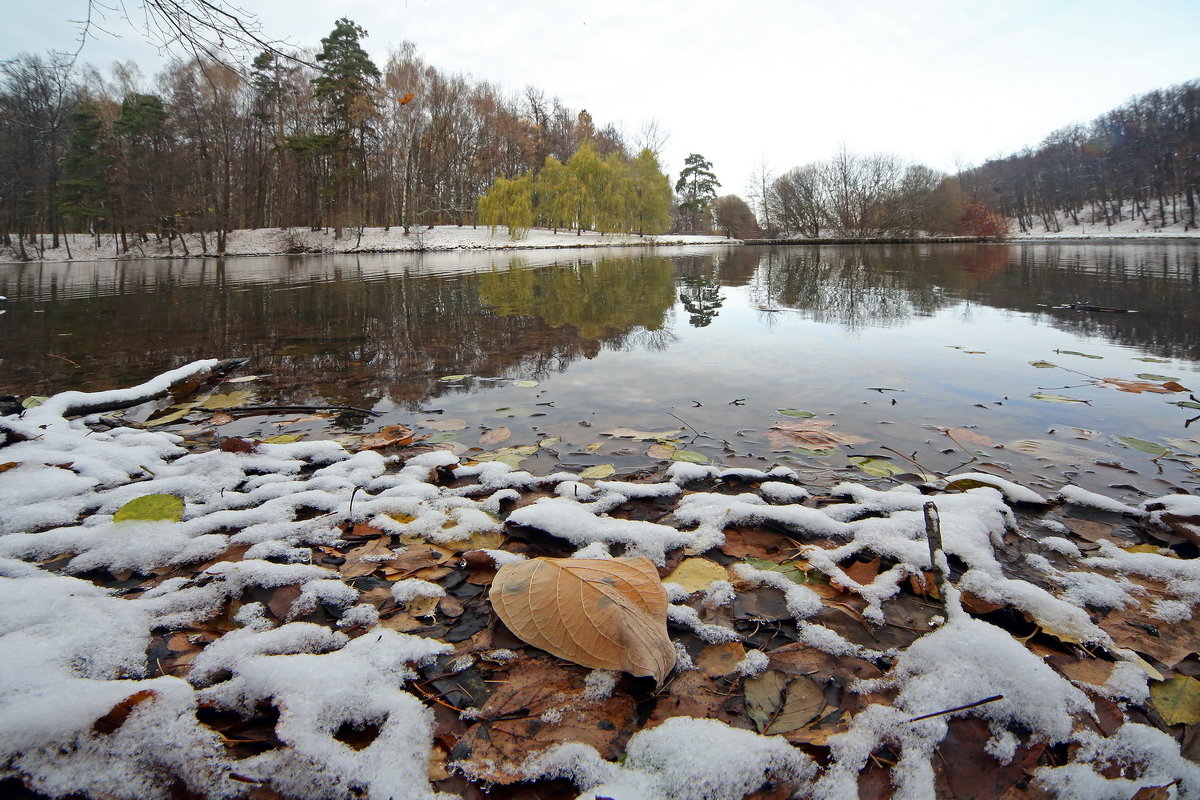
<box><xmin>226</xmin><ymin>405</ymin><xmax>381</xmax><ymax>417</ymax></box>
<box><xmin>46</xmin><ymin>353</ymin><xmax>82</xmax><ymax>368</ymax></box>
<box><xmin>880</xmin><ymin>445</ymin><xmax>941</xmax><ymax>478</ymax></box>
<box><xmin>668</xmin><ymin>411</ymin><xmax>702</xmax><ymax>439</ymax></box>
<box><xmin>907</xmin><ymin>694</ymin><xmax>1004</xmax><ymax>723</ymax></box>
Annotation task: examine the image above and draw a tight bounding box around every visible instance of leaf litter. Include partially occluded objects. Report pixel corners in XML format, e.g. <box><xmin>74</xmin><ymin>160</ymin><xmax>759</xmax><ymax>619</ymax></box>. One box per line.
<box><xmin>0</xmin><ymin>363</ymin><xmax>1198</xmax><ymax>800</ymax></box>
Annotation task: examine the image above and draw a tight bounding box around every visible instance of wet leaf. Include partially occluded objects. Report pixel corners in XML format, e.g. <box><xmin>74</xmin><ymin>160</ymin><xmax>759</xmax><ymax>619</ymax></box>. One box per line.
<box><xmin>197</xmin><ymin>390</ymin><xmax>255</xmax><ymax>410</ymax></box>
<box><xmin>768</xmin><ymin>419</ymin><xmax>869</xmax><ymax>450</ymax></box>
<box><xmin>511</xmin><ymin>380</ymin><xmax>539</xmax><ymax>388</ymax></box>
<box><xmin>474</xmin><ymin>444</ymin><xmax>539</xmax><ymax>468</ymax></box>
<box><xmin>850</xmin><ymin>456</ymin><xmax>905</xmax><ymax>478</ymax></box>
<box><xmin>223</xmin><ymin>374</ymin><xmax>265</xmax><ymax>383</ymax></box>
<box><xmin>1150</xmin><ymin>676</ymin><xmax>1200</xmax><ymax>726</ymax></box>
<box><xmin>145</xmin><ymin>405</ymin><xmax>198</xmax><ymax>425</ymax></box>
<box><xmin>601</xmin><ymin>427</ymin><xmax>683</xmax><ymax>442</ymax></box>
<box><xmin>93</xmin><ymin>689</ymin><xmax>158</xmax><ymax>734</ymax></box>
<box><xmin>1031</xmin><ymin>393</ymin><xmax>1089</xmax><ymax>404</ymax></box>
<box><xmin>113</xmin><ymin>494</ymin><xmax>184</xmax><ymax>523</ymax></box>
<box><xmin>1099</xmin><ymin>378</ymin><xmax>1178</xmax><ymax>394</ymax></box>
<box><xmin>1164</xmin><ymin>437</ymin><xmax>1200</xmax><ymax>454</ymax></box>
<box><xmin>438</xmin><ymin>374</ymin><xmax>470</xmax><ymax>382</ymax></box>
<box><xmin>777</xmin><ymin>409</ymin><xmax>816</xmax><ymax>418</ymax></box>
<box><xmin>489</xmin><ymin>557</ymin><xmax>676</xmax><ymax>682</ymax></box>
<box><xmin>479</xmin><ymin>427</ymin><xmax>512</xmax><ymax>445</ymax></box>
<box><xmin>1029</xmin><ymin>361</ymin><xmax>1057</xmax><ymax>368</ymax></box>
<box><xmin>360</xmin><ymin>424</ymin><xmax>419</xmax><ymax>450</ymax></box>
<box><xmin>671</xmin><ymin>449</ymin><xmax>710</xmax><ymax>464</ymax></box>
<box><xmin>584</xmin><ymin>442</ymin><xmax>604</xmax><ymax>453</ymax></box>
<box><xmin>1058</xmin><ymin>350</ymin><xmax>1103</xmax><ymax>359</ymax></box>
<box><xmin>743</xmin><ymin>556</ymin><xmax>824</xmax><ymax>585</ymax></box>
<box><xmin>646</xmin><ymin>443</ymin><xmax>676</xmax><ymax>459</ymax></box>
<box><xmin>791</xmin><ymin>446</ymin><xmax>836</xmax><ymax>458</ymax></box>
<box><xmin>579</xmin><ymin>464</ymin><xmax>616</xmax><ymax>479</ymax></box>
<box><xmin>1171</xmin><ymin>400</ymin><xmax>1200</xmax><ymax>410</ymax></box>
<box><xmin>424</xmin><ymin>418</ymin><xmax>467</xmax><ymax>431</ymax></box>
<box><xmin>21</xmin><ymin>395</ymin><xmax>48</xmax><ymax>409</ymax></box>
<box><xmin>1112</xmin><ymin>436</ymin><xmax>1168</xmax><ymax>457</ymax></box>
<box><xmin>260</xmin><ymin>433</ymin><xmax>304</xmax><ymax>444</ymax></box>
<box><xmin>743</xmin><ymin>670</ymin><xmax>825</xmax><ymax>734</ymax></box>
<box><xmin>944</xmin><ymin>427</ymin><xmax>995</xmax><ymax>447</ymax></box>
<box><xmin>1134</xmin><ymin>357</ymin><xmax>1170</xmax><ymax>363</ymax></box>
<box><xmin>663</xmin><ymin>558</ymin><xmax>729</xmax><ymax>593</ymax></box>
<box><xmin>1136</xmin><ymin>373</ymin><xmax>1181</xmax><ymax>382</ymax></box>
<box><xmin>697</xmin><ymin>642</ymin><xmax>747</xmax><ymax>677</ymax></box>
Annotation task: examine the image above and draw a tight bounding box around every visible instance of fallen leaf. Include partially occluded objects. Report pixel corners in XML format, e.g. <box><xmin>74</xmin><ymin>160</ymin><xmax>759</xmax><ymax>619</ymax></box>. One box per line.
<box><xmin>93</xmin><ymin>689</ymin><xmax>158</xmax><ymax>734</ymax></box>
<box><xmin>777</xmin><ymin>409</ymin><xmax>816</xmax><ymax>418</ymax></box>
<box><xmin>511</xmin><ymin>380</ymin><xmax>539</xmax><ymax>388</ymax></box>
<box><xmin>1029</xmin><ymin>360</ymin><xmax>1058</xmax><ymax>368</ymax></box>
<box><xmin>1135</xmin><ymin>373</ymin><xmax>1181</xmax><ymax>382</ymax></box>
<box><xmin>489</xmin><ymin>557</ymin><xmax>676</xmax><ymax>683</ymax></box>
<box><xmin>663</xmin><ymin>558</ymin><xmax>730</xmax><ymax>593</ymax></box>
<box><xmin>945</xmin><ymin>427</ymin><xmax>995</xmax><ymax>447</ymax></box>
<box><xmin>197</xmin><ymin>390</ymin><xmax>255</xmax><ymax>410</ymax></box>
<box><xmin>339</xmin><ymin>538</ymin><xmax>396</xmax><ymax>578</ymax></box>
<box><xmin>1112</xmin><ymin>435</ymin><xmax>1169</xmax><ymax>456</ymax></box>
<box><xmin>768</xmin><ymin>419</ymin><xmax>869</xmax><ymax>450</ymax></box>
<box><xmin>424</xmin><ymin>418</ymin><xmax>468</xmax><ymax>431</ymax></box>
<box><xmin>1031</xmin><ymin>393</ymin><xmax>1089</xmax><ymax>404</ymax></box>
<box><xmin>113</xmin><ymin>494</ymin><xmax>184</xmax><ymax>523</ymax></box>
<box><xmin>479</xmin><ymin>427</ymin><xmax>512</xmax><ymax>445</ymax></box>
<box><xmin>601</xmin><ymin>427</ymin><xmax>683</xmax><ymax>442</ymax></box>
<box><xmin>743</xmin><ymin>670</ymin><xmax>825</xmax><ymax>734</ymax></box>
<box><xmin>260</xmin><ymin>433</ymin><xmax>304</xmax><ymax>444</ymax></box>
<box><xmin>849</xmin><ymin>456</ymin><xmax>905</xmax><ymax>478</ymax></box>
<box><xmin>1150</xmin><ymin>676</ymin><xmax>1200</xmax><ymax>726</ymax></box>
<box><xmin>646</xmin><ymin>444</ymin><xmax>676</xmax><ymax>459</ymax></box>
<box><xmin>670</xmin><ymin>449</ymin><xmax>710</xmax><ymax>464</ymax></box>
<box><xmin>579</xmin><ymin>463</ymin><xmax>616</xmax><ymax>479</ymax></box>
<box><xmin>438</xmin><ymin>374</ymin><xmax>470</xmax><ymax>382</ymax></box>
<box><xmin>1058</xmin><ymin>350</ymin><xmax>1103</xmax><ymax>359</ymax></box>
<box><xmin>697</xmin><ymin>642</ymin><xmax>747</xmax><ymax>677</ymax></box>
<box><xmin>473</xmin><ymin>444</ymin><xmax>538</xmax><ymax>468</ymax></box>
<box><xmin>360</xmin><ymin>424</ymin><xmax>420</xmax><ymax>450</ymax></box>
<box><xmin>1098</xmin><ymin>379</ymin><xmax>1178</xmax><ymax>394</ymax></box>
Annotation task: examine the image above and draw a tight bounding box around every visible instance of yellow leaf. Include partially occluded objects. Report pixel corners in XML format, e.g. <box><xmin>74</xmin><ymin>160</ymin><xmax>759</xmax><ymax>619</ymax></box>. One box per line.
<box><xmin>1150</xmin><ymin>675</ymin><xmax>1200</xmax><ymax>726</ymax></box>
<box><xmin>663</xmin><ymin>558</ymin><xmax>730</xmax><ymax>593</ymax></box>
<box><xmin>489</xmin><ymin>557</ymin><xmax>676</xmax><ymax>683</ymax></box>
<box><xmin>197</xmin><ymin>390</ymin><xmax>255</xmax><ymax>410</ymax></box>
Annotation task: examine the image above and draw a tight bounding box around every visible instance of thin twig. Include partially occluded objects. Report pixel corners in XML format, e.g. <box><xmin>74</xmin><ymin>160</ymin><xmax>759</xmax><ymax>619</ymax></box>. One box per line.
<box><xmin>226</xmin><ymin>404</ymin><xmax>381</xmax><ymax>417</ymax></box>
<box><xmin>667</xmin><ymin>411</ymin><xmax>702</xmax><ymax>439</ymax></box>
<box><xmin>46</xmin><ymin>352</ymin><xmax>82</xmax><ymax>368</ymax></box>
<box><xmin>879</xmin><ymin>445</ymin><xmax>941</xmax><ymax>478</ymax></box>
<box><xmin>907</xmin><ymin>694</ymin><xmax>1003</xmax><ymax>723</ymax></box>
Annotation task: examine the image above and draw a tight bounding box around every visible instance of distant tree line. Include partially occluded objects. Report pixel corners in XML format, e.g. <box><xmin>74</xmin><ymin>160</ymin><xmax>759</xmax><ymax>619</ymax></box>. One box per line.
<box><xmin>0</xmin><ymin>20</ymin><xmax>641</xmax><ymax>258</ymax></box>
<box><xmin>749</xmin><ymin>148</ymin><xmax>1004</xmax><ymax>239</ymax></box>
<box><xmin>961</xmin><ymin>79</ymin><xmax>1199</xmax><ymax>233</ymax></box>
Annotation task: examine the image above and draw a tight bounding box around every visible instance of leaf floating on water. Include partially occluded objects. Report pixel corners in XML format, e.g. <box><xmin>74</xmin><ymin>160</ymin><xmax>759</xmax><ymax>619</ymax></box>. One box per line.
<box><xmin>671</xmin><ymin>449</ymin><xmax>710</xmax><ymax>464</ymax></box>
<box><xmin>1112</xmin><ymin>435</ymin><xmax>1168</xmax><ymax>457</ymax></box>
<box><xmin>438</xmin><ymin>374</ymin><xmax>471</xmax><ymax>382</ymax></box>
<box><xmin>146</xmin><ymin>405</ymin><xmax>198</xmax><ymax>426</ymax></box>
<box><xmin>777</xmin><ymin>409</ymin><xmax>816</xmax><ymax>418</ymax></box>
<box><xmin>479</xmin><ymin>427</ymin><xmax>512</xmax><ymax>445</ymax></box>
<box><xmin>489</xmin><ymin>557</ymin><xmax>676</xmax><ymax>683</ymax></box>
<box><xmin>1098</xmin><ymin>378</ymin><xmax>1179</xmax><ymax>394</ymax></box>
<box><xmin>849</xmin><ymin>456</ymin><xmax>906</xmax><ymax>478</ymax></box>
<box><xmin>579</xmin><ymin>464</ymin><xmax>616</xmax><ymax>479</ymax></box>
<box><xmin>1057</xmin><ymin>350</ymin><xmax>1103</xmax><ymax>359</ymax></box>
<box><xmin>1170</xmin><ymin>400</ymin><xmax>1200</xmax><ymax>410</ymax></box>
<box><xmin>601</xmin><ymin>427</ymin><xmax>684</xmax><ymax>442</ymax></box>
<box><xmin>223</xmin><ymin>374</ymin><xmax>266</xmax><ymax>384</ymax></box>
<box><xmin>1150</xmin><ymin>675</ymin><xmax>1200</xmax><ymax>726</ymax></box>
<box><xmin>768</xmin><ymin>419</ymin><xmax>869</xmax><ymax>450</ymax></box>
<box><xmin>475</xmin><ymin>444</ymin><xmax>539</xmax><ymax>468</ymax></box>
<box><xmin>424</xmin><ymin>418</ymin><xmax>468</xmax><ymax>431</ymax></box>
<box><xmin>511</xmin><ymin>380</ymin><xmax>539</xmax><ymax>388</ymax></box>
<box><xmin>360</xmin><ymin>424</ymin><xmax>420</xmax><ymax>450</ymax></box>
<box><xmin>663</xmin><ymin>558</ymin><xmax>730</xmax><ymax>593</ymax></box>
<box><xmin>260</xmin><ymin>433</ymin><xmax>304</xmax><ymax>444</ymax></box>
<box><xmin>1134</xmin><ymin>357</ymin><xmax>1171</xmax><ymax>363</ymax></box>
<box><xmin>584</xmin><ymin>442</ymin><xmax>604</xmax><ymax>453</ymax></box>
<box><xmin>1135</xmin><ymin>373</ymin><xmax>1181</xmax><ymax>383</ymax></box>
<box><xmin>197</xmin><ymin>390</ymin><xmax>255</xmax><ymax>410</ymax></box>
<box><xmin>1029</xmin><ymin>361</ymin><xmax>1058</xmax><ymax>369</ymax></box>
<box><xmin>1031</xmin><ymin>393</ymin><xmax>1089</xmax><ymax>404</ymax></box>
<box><xmin>646</xmin><ymin>444</ymin><xmax>676</xmax><ymax>460</ymax></box>
<box><xmin>113</xmin><ymin>494</ymin><xmax>185</xmax><ymax>523</ymax></box>
<box><xmin>743</xmin><ymin>670</ymin><xmax>825</xmax><ymax>734</ymax></box>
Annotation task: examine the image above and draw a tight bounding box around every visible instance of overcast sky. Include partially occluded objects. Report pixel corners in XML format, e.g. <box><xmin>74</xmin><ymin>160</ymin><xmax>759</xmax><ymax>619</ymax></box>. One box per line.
<box><xmin>6</xmin><ymin>0</ymin><xmax>1200</xmax><ymax>193</ymax></box>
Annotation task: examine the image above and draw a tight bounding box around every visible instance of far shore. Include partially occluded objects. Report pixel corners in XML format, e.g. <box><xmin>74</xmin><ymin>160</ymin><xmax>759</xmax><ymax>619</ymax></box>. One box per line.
<box><xmin>2</xmin><ymin>222</ymin><xmax>1197</xmax><ymax>264</ymax></box>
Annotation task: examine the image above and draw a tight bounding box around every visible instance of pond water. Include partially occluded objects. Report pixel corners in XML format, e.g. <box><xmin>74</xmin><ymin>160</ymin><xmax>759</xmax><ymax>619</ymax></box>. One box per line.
<box><xmin>2</xmin><ymin>242</ymin><xmax>1199</xmax><ymax>497</ymax></box>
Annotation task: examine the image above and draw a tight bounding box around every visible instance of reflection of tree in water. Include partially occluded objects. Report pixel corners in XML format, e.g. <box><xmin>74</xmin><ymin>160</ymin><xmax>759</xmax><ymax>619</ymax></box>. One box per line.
<box><xmin>671</xmin><ymin>248</ymin><xmax>759</xmax><ymax>327</ymax></box>
<box><xmin>0</xmin><ymin>253</ymin><xmax>679</xmax><ymax>409</ymax></box>
<box><xmin>743</xmin><ymin>242</ymin><xmax>1200</xmax><ymax>360</ymax></box>
<box><xmin>679</xmin><ymin>276</ymin><xmax>723</xmax><ymax>327</ymax></box>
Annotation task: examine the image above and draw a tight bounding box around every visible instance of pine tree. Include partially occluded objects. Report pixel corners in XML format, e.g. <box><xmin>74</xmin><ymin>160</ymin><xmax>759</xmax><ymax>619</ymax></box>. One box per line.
<box><xmin>313</xmin><ymin>18</ymin><xmax>380</xmax><ymax>239</ymax></box>
<box><xmin>59</xmin><ymin>101</ymin><xmax>115</xmax><ymax>245</ymax></box>
<box><xmin>675</xmin><ymin>153</ymin><xmax>720</xmax><ymax>233</ymax></box>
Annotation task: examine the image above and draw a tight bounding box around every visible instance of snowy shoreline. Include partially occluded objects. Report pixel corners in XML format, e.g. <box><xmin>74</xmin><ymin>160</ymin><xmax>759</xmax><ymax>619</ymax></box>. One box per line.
<box><xmin>4</xmin><ymin>222</ymin><xmax>1198</xmax><ymax>265</ymax></box>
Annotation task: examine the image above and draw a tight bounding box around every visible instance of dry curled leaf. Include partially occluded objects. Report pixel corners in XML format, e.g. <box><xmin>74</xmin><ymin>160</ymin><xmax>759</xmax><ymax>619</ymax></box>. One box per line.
<box><xmin>489</xmin><ymin>556</ymin><xmax>676</xmax><ymax>683</ymax></box>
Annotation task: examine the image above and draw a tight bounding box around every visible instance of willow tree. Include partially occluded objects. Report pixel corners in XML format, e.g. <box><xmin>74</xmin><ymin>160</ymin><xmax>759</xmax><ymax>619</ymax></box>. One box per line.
<box><xmin>478</xmin><ymin>174</ymin><xmax>533</xmax><ymax>239</ymax></box>
<box><xmin>313</xmin><ymin>18</ymin><xmax>379</xmax><ymax>239</ymax></box>
<box><xmin>628</xmin><ymin>148</ymin><xmax>672</xmax><ymax>234</ymax></box>
<box><xmin>534</xmin><ymin>155</ymin><xmax>578</xmax><ymax>232</ymax></box>
<box><xmin>566</xmin><ymin>141</ymin><xmax>606</xmax><ymax>234</ymax></box>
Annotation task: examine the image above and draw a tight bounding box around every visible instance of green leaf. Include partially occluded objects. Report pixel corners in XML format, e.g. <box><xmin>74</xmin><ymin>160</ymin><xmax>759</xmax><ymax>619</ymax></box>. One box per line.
<box><xmin>438</xmin><ymin>374</ymin><xmax>471</xmax><ymax>382</ymax></box>
<box><xmin>1135</xmin><ymin>373</ymin><xmax>1180</xmax><ymax>382</ymax></box>
<box><xmin>21</xmin><ymin>396</ymin><xmax>49</xmax><ymax>409</ymax></box>
<box><xmin>1057</xmin><ymin>350</ymin><xmax>1103</xmax><ymax>359</ymax></box>
<box><xmin>1150</xmin><ymin>675</ymin><xmax>1200</xmax><ymax>726</ymax></box>
<box><xmin>671</xmin><ymin>449</ymin><xmax>710</xmax><ymax>464</ymax></box>
<box><xmin>260</xmin><ymin>433</ymin><xmax>304</xmax><ymax>444</ymax></box>
<box><xmin>1028</xmin><ymin>360</ymin><xmax>1057</xmax><ymax>369</ymax></box>
<box><xmin>425</xmin><ymin>431</ymin><xmax>461</xmax><ymax>443</ymax></box>
<box><xmin>579</xmin><ymin>464</ymin><xmax>616</xmax><ymax>479</ymax></box>
<box><xmin>1134</xmin><ymin>357</ymin><xmax>1170</xmax><ymax>363</ymax></box>
<box><xmin>511</xmin><ymin>380</ymin><xmax>539</xmax><ymax>388</ymax></box>
<box><xmin>1112</xmin><ymin>435</ymin><xmax>1168</xmax><ymax>456</ymax></box>
<box><xmin>849</xmin><ymin>456</ymin><xmax>905</xmax><ymax>477</ymax></box>
<box><xmin>777</xmin><ymin>409</ymin><xmax>816</xmax><ymax>418</ymax></box>
<box><xmin>792</xmin><ymin>447</ymin><xmax>836</xmax><ymax>458</ymax></box>
<box><xmin>113</xmin><ymin>494</ymin><xmax>185</xmax><ymax>523</ymax></box>
<box><xmin>1031</xmin><ymin>393</ymin><xmax>1089</xmax><ymax>404</ymax></box>
<box><xmin>743</xmin><ymin>556</ymin><xmax>824</xmax><ymax>585</ymax></box>
<box><xmin>1171</xmin><ymin>400</ymin><xmax>1200</xmax><ymax>410</ymax></box>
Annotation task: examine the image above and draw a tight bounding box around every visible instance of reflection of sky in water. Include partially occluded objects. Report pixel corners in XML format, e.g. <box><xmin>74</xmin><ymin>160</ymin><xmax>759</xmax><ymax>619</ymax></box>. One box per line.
<box><xmin>2</xmin><ymin>242</ymin><xmax>1198</xmax><ymax>494</ymax></box>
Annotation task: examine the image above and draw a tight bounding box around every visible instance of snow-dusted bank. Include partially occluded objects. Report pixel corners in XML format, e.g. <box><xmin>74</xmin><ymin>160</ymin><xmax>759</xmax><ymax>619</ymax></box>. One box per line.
<box><xmin>1</xmin><ymin>361</ymin><xmax>1199</xmax><ymax>800</ymax></box>
<box><xmin>0</xmin><ymin>226</ymin><xmax>737</xmax><ymax>263</ymax></box>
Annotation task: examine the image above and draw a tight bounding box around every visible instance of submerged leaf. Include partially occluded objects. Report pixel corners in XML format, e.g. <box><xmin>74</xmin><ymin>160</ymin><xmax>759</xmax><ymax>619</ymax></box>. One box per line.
<box><xmin>1112</xmin><ymin>436</ymin><xmax>1168</xmax><ymax>457</ymax></box>
<box><xmin>777</xmin><ymin>409</ymin><xmax>816</xmax><ymax>418</ymax></box>
<box><xmin>479</xmin><ymin>427</ymin><xmax>512</xmax><ymax>445</ymax></box>
<box><xmin>113</xmin><ymin>494</ymin><xmax>185</xmax><ymax>523</ymax></box>
<box><xmin>646</xmin><ymin>444</ymin><xmax>676</xmax><ymax>460</ymax></box>
<box><xmin>1134</xmin><ymin>357</ymin><xmax>1171</xmax><ymax>364</ymax></box>
<box><xmin>197</xmin><ymin>390</ymin><xmax>255</xmax><ymax>410</ymax></box>
<box><xmin>1057</xmin><ymin>350</ymin><xmax>1103</xmax><ymax>359</ymax></box>
<box><xmin>601</xmin><ymin>427</ymin><xmax>684</xmax><ymax>442</ymax></box>
<box><xmin>260</xmin><ymin>433</ymin><xmax>304</xmax><ymax>444</ymax></box>
<box><xmin>1031</xmin><ymin>393</ymin><xmax>1089</xmax><ymax>404</ymax></box>
<box><xmin>579</xmin><ymin>464</ymin><xmax>616</xmax><ymax>479</ymax></box>
<box><xmin>489</xmin><ymin>557</ymin><xmax>676</xmax><ymax>682</ymax></box>
<box><xmin>511</xmin><ymin>380</ymin><xmax>539</xmax><ymax>388</ymax></box>
<box><xmin>438</xmin><ymin>374</ymin><xmax>471</xmax><ymax>382</ymax></box>
<box><xmin>671</xmin><ymin>449</ymin><xmax>710</xmax><ymax>464</ymax></box>
<box><xmin>850</xmin><ymin>456</ymin><xmax>905</xmax><ymax>478</ymax></box>
<box><xmin>1029</xmin><ymin>361</ymin><xmax>1058</xmax><ymax>369</ymax></box>
<box><xmin>1135</xmin><ymin>373</ymin><xmax>1180</xmax><ymax>382</ymax></box>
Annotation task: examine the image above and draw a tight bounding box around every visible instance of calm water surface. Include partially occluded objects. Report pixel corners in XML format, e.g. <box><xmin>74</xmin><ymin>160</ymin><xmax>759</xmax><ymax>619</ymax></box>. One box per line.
<box><xmin>3</xmin><ymin>242</ymin><xmax>1198</xmax><ymax>496</ymax></box>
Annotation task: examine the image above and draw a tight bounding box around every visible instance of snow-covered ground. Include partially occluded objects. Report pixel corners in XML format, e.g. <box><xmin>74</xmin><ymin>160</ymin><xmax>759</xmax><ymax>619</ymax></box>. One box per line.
<box><xmin>1008</xmin><ymin>207</ymin><xmax>1200</xmax><ymax>240</ymax></box>
<box><xmin>0</xmin><ymin>226</ymin><xmax>737</xmax><ymax>264</ymax></box>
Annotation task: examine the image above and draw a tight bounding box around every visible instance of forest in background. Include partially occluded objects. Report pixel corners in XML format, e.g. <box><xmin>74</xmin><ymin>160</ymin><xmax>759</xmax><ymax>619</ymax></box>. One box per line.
<box><xmin>0</xmin><ymin>14</ymin><xmax>1196</xmax><ymax>256</ymax></box>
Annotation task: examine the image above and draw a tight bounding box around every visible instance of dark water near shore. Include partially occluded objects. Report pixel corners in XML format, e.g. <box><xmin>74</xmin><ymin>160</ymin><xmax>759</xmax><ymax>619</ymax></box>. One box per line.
<box><xmin>2</xmin><ymin>242</ymin><xmax>1199</xmax><ymax>497</ymax></box>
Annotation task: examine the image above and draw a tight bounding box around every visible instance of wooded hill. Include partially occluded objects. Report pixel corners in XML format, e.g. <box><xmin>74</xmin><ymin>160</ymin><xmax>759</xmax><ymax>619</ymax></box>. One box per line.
<box><xmin>0</xmin><ymin>20</ymin><xmax>662</xmax><ymax>257</ymax></box>
<box><xmin>961</xmin><ymin>79</ymin><xmax>1200</xmax><ymax>233</ymax></box>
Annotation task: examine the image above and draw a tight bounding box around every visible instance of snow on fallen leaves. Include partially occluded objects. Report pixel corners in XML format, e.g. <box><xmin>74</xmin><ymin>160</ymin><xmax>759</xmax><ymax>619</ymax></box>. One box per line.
<box><xmin>1</xmin><ymin>362</ymin><xmax>1199</xmax><ymax>800</ymax></box>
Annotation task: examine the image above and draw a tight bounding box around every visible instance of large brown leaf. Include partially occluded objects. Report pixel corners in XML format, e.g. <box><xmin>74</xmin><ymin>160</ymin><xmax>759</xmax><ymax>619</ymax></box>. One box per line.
<box><xmin>489</xmin><ymin>557</ymin><xmax>676</xmax><ymax>683</ymax></box>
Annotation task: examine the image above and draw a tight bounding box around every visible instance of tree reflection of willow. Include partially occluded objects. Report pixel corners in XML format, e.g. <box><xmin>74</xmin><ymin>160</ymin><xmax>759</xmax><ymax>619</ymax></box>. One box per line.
<box><xmin>671</xmin><ymin>248</ymin><xmax>761</xmax><ymax>327</ymax></box>
<box><xmin>477</xmin><ymin>255</ymin><xmax>676</xmax><ymax>340</ymax></box>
